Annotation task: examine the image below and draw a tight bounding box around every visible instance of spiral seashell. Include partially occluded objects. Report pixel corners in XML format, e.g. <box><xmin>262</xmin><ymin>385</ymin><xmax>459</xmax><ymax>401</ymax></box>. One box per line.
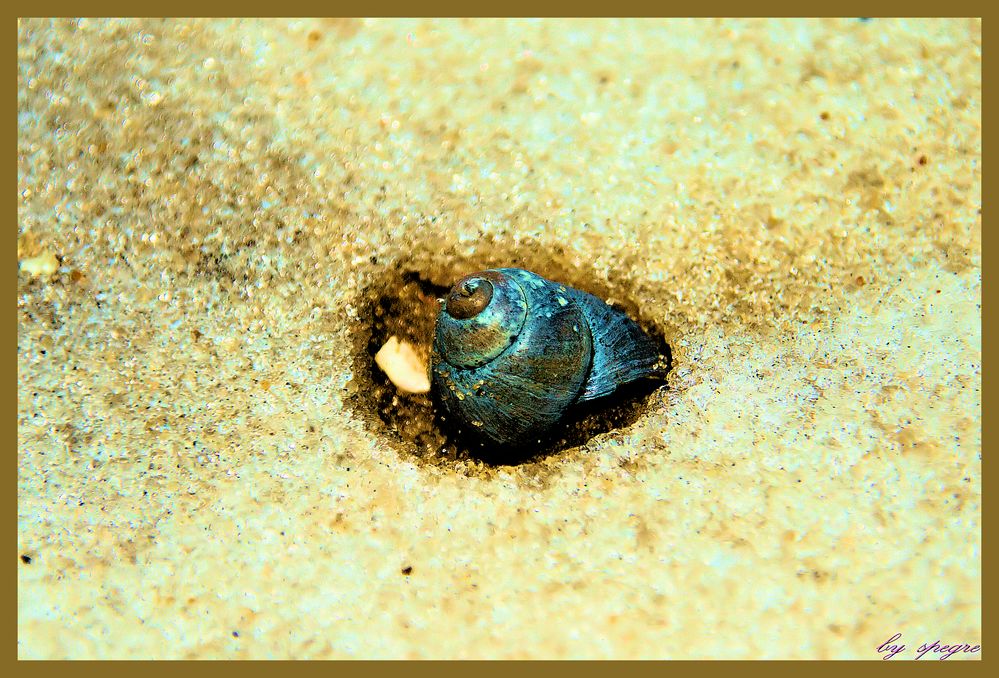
<box><xmin>430</xmin><ymin>268</ymin><xmax>669</xmax><ymax>448</ymax></box>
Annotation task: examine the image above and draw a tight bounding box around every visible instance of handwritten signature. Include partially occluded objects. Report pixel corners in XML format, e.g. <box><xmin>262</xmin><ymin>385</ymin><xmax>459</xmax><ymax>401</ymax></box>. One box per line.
<box><xmin>878</xmin><ymin>632</ymin><xmax>981</xmax><ymax>660</ymax></box>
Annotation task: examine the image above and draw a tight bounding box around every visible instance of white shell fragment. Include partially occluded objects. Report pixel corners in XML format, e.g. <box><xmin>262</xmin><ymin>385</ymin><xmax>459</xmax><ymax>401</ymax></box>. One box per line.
<box><xmin>375</xmin><ymin>336</ymin><xmax>431</xmax><ymax>394</ymax></box>
<box><xmin>19</xmin><ymin>252</ymin><xmax>59</xmax><ymax>277</ymax></box>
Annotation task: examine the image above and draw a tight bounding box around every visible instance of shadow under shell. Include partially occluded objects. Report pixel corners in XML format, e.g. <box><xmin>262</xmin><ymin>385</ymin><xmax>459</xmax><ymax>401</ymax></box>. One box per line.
<box><xmin>431</xmin><ymin>371</ymin><xmax>671</xmax><ymax>466</ymax></box>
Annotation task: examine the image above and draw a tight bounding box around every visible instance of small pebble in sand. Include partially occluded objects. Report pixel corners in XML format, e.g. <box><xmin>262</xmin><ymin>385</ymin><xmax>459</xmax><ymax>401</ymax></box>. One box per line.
<box><xmin>19</xmin><ymin>251</ymin><xmax>59</xmax><ymax>277</ymax></box>
<box><xmin>375</xmin><ymin>336</ymin><xmax>431</xmax><ymax>394</ymax></box>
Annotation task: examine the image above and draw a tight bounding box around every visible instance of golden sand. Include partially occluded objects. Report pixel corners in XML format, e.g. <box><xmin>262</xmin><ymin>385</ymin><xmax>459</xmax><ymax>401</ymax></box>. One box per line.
<box><xmin>18</xmin><ymin>18</ymin><xmax>980</xmax><ymax>658</ymax></box>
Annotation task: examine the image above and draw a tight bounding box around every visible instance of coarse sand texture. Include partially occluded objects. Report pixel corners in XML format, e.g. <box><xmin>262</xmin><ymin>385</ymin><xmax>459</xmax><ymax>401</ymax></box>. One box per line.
<box><xmin>18</xmin><ymin>18</ymin><xmax>980</xmax><ymax>659</ymax></box>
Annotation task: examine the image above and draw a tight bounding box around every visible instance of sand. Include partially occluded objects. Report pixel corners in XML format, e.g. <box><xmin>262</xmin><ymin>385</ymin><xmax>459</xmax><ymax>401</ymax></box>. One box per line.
<box><xmin>17</xmin><ymin>18</ymin><xmax>981</xmax><ymax>659</ymax></box>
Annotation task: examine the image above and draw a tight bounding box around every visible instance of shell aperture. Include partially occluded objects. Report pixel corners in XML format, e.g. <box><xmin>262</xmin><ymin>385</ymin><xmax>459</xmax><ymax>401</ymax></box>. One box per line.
<box><xmin>430</xmin><ymin>268</ymin><xmax>669</xmax><ymax>450</ymax></box>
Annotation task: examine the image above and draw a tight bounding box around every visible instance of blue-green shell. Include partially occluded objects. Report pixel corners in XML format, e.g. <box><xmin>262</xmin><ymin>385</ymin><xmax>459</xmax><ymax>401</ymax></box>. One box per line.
<box><xmin>431</xmin><ymin>268</ymin><xmax>666</xmax><ymax>447</ymax></box>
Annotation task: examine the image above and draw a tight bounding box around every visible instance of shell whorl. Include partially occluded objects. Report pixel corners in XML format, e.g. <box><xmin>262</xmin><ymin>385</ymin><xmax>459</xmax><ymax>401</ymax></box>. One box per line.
<box><xmin>434</xmin><ymin>270</ymin><xmax>528</xmax><ymax>369</ymax></box>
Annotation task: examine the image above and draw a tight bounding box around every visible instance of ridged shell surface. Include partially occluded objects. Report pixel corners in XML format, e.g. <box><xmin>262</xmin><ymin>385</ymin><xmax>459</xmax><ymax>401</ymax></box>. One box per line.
<box><xmin>431</xmin><ymin>267</ymin><xmax>668</xmax><ymax>448</ymax></box>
